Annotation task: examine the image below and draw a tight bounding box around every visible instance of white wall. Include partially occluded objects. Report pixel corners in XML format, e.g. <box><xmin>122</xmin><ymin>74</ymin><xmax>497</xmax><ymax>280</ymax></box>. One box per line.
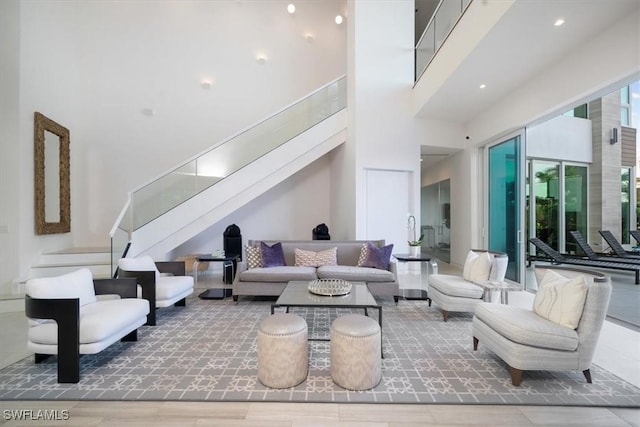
<box><xmin>344</xmin><ymin>0</ymin><xmax>423</xmax><ymax>252</ymax></box>
<box><xmin>5</xmin><ymin>0</ymin><xmax>346</xmax><ymax>284</ymax></box>
<box><xmin>171</xmin><ymin>154</ymin><xmax>333</xmax><ymax>258</ymax></box>
<box><xmin>0</xmin><ymin>0</ymin><xmax>21</xmax><ymax>293</ymax></box>
<box><xmin>527</xmin><ymin>116</ymin><xmax>592</xmax><ymax>163</ymax></box>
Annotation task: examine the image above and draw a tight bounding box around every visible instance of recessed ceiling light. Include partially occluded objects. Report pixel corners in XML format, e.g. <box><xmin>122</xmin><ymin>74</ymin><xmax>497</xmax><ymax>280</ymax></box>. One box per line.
<box><xmin>201</xmin><ymin>81</ymin><xmax>212</xmax><ymax>90</ymax></box>
<box><xmin>287</xmin><ymin>3</ymin><xmax>295</xmax><ymax>14</ymax></box>
<box><xmin>256</xmin><ymin>56</ymin><xmax>267</xmax><ymax>64</ymax></box>
<box><xmin>335</xmin><ymin>15</ymin><xmax>343</xmax><ymax>25</ymax></box>
<box><xmin>554</xmin><ymin>18</ymin><xmax>565</xmax><ymax>26</ymax></box>
<box><xmin>479</xmin><ymin>84</ymin><xmax>487</xmax><ymax>89</ymax></box>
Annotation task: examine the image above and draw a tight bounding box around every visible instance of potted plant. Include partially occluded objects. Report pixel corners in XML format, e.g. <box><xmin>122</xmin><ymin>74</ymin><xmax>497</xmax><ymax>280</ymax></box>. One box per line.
<box><xmin>408</xmin><ymin>215</ymin><xmax>423</xmax><ymax>257</ymax></box>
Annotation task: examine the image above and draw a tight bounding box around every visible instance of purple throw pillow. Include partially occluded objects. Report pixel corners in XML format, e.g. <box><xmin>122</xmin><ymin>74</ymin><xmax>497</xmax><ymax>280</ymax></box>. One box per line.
<box><xmin>260</xmin><ymin>241</ymin><xmax>286</xmax><ymax>267</ymax></box>
<box><xmin>360</xmin><ymin>242</ymin><xmax>393</xmax><ymax>269</ymax></box>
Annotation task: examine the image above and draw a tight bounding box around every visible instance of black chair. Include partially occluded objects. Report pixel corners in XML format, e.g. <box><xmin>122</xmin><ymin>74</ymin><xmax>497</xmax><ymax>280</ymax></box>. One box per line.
<box><xmin>598</xmin><ymin>230</ymin><xmax>640</xmax><ymax>259</ymax></box>
<box><xmin>529</xmin><ymin>237</ymin><xmax>640</xmax><ymax>284</ymax></box>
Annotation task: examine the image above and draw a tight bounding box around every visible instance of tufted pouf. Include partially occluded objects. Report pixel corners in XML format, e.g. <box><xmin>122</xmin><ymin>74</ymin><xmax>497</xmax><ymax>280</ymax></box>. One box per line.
<box><xmin>330</xmin><ymin>314</ymin><xmax>382</xmax><ymax>390</ymax></box>
<box><xmin>257</xmin><ymin>313</ymin><xmax>308</xmax><ymax>389</ymax></box>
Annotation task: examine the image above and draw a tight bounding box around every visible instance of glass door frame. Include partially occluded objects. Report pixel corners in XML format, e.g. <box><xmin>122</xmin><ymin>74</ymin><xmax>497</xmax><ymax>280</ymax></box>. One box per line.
<box><xmin>482</xmin><ymin>129</ymin><xmax>527</xmax><ymax>285</ymax></box>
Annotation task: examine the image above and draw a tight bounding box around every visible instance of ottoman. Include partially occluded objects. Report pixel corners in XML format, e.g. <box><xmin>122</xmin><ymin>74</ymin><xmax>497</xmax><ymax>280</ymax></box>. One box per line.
<box><xmin>257</xmin><ymin>313</ymin><xmax>308</xmax><ymax>388</ymax></box>
<box><xmin>330</xmin><ymin>314</ymin><xmax>382</xmax><ymax>390</ymax></box>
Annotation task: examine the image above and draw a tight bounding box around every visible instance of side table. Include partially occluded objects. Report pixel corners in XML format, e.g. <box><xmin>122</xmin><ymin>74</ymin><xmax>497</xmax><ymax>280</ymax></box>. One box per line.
<box><xmin>393</xmin><ymin>253</ymin><xmax>435</xmax><ymax>300</ymax></box>
<box><xmin>472</xmin><ymin>280</ymin><xmax>523</xmax><ymax>304</ymax></box>
<box><xmin>194</xmin><ymin>254</ymin><xmax>240</xmax><ymax>300</ymax></box>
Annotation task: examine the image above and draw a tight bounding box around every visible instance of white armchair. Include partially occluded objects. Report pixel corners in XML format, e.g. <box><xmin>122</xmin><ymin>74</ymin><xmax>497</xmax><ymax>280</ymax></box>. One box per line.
<box><xmin>118</xmin><ymin>255</ymin><xmax>194</xmax><ymax>326</ymax></box>
<box><xmin>472</xmin><ymin>265</ymin><xmax>611</xmax><ymax>385</ymax></box>
<box><xmin>25</xmin><ymin>269</ymin><xmax>149</xmax><ymax>383</ymax></box>
<box><xmin>428</xmin><ymin>250</ymin><xmax>508</xmax><ymax>321</ymax></box>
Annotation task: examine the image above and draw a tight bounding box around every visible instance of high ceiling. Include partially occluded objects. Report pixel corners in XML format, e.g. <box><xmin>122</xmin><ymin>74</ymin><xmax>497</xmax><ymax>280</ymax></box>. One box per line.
<box><xmin>417</xmin><ymin>0</ymin><xmax>640</xmax><ymax>169</ymax></box>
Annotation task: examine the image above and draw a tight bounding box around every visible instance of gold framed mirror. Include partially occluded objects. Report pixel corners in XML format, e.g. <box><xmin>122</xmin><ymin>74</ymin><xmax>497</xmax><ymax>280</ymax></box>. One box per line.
<box><xmin>34</xmin><ymin>112</ymin><xmax>70</xmax><ymax>234</ymax></box>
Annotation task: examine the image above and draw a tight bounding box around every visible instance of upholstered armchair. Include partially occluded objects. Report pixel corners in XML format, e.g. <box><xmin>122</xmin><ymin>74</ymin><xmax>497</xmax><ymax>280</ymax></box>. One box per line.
<box><xmin>118</xmin><ymin>255</ymin><xmax>194</xmax><ymax>326</ymax></box>
<box><xmin>428</xmin><ymin>250</ymin><xmax>508</xmax><ymax>321</ymax></box>
<box><xmin>25</xmin><ymin>269</ymin><xmax>149</xmax><ymax>383</ymax></box>
<box><xmin>472</xmin><ymin>265</ymin><xmax>611</xmax><ymax>385</ymax></box>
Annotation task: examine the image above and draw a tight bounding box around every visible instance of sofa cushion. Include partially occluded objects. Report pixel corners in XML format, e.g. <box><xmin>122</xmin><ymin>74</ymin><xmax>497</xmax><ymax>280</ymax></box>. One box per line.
<box><xmin>429</xmin><ymin>274</ymin><xmax>484</xmax><ymax>299</ymax></box>
<box><xmin>317</xmin><ymin>265</ymin><xmax>395</xmax><ymax>282</ymax></box>
<box><xmin>533</xmin><ymin>269</ymin><xmax>588</xmax><ymax>329</ymax></box>
<box><xmin>246</xmin><ymin>246</ymin><xmax>262</xmax><ymax>269</ymax></box>
<box><xmin>295</xmin><ymin>247</ymin><xmax>337</xmax><ymax>267</ymax></box>
<box><xmin>475</xmin><ymin>302</ymin><xmax>579</xmax><ymax>351</ymax></box>
<box><xmin>260</xmin><ymin>242</ymin><xmax>286</xmax><ymax>267</ymax></box>
<box><xmin>462</xmin><ymin>251</ymin><xmax>492</xmax><ymax>282</ymax></box>
<box><xmin>118</xmin><ymin>256</ymin><xmax>160</xmax><ymax>281</ymax></box>
<box><xmin>239</xmin><ymin>266</ymin><xmax>318</xmax><ymax>282</ymax></box>
<box><xmin>26</xmin><ymin>268</ymin><xmax>97</xmax><ymax>308</ymax></box>
<box><xmin>359</xmin><ymin>242</ymin><xmax>393</xmax><ymax>270</ymax></box>
<box><xmin>156</xmin><ymin>276</ymin><xmax>194</xmax><ymax>300</ymax></box>
<box><xmin>28</xmin><ymin>298</ymin><xmax>150</xmax><ymax>345</ymax></box>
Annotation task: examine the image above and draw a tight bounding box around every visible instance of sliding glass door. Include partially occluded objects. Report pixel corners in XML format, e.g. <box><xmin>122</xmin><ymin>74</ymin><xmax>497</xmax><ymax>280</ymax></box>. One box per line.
<box><xmin>487</xmin><ymin>135</ymin><xmax>524</xmax><ymax>282</ymax></box>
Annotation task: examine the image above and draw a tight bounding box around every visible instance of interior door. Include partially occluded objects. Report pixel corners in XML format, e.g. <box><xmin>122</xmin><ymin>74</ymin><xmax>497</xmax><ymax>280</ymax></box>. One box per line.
<box><xmin>487</xmin><ymin>134</ymin><xmax>524</xmax><ymax>282</ymax></box>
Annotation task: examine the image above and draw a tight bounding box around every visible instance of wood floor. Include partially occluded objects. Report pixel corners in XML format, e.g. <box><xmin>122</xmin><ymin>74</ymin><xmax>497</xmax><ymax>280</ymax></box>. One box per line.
<box><xmin>0</xmin><ymin>401</ymin><xmax>638</xmax><ymax>426</ymax></box>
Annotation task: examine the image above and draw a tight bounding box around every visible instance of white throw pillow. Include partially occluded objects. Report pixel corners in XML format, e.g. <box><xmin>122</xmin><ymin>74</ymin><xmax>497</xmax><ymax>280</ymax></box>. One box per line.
<box><xmin>488</xmin><ymin>255</ymin><xmax>509</xmax><ymax>282</ymax></box>
<box><xmin>295</xmin><ymin>247</ymin><xmax>338</xmax><ymax>267</ymax></box>
<box><xmin>118</xmin><ymin>255</ymin><xmax>160</xmax><ymax>281</ymax></box>
<box><xmin>533</xmin><ymin>269</ymin><xmax>588</xmax><ymax>329</ymax></box>
<box><xmin>26</xmin><ymin>268</ymin><xmax>97</xmax><ymax>308</ymax></box>
<box><xmin>462</xmin><ymin>250</ymin><xmax>492</xmax><ymax>282</ymax></box>
<box><xmin>245</xmin><ymin>246</ymin><xmax>262</xmax><ymax>269</ymax></box>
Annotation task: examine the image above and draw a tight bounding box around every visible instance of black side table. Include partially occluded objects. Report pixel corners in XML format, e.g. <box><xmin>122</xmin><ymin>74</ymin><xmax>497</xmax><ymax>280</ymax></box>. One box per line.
<box><xmin>194</xmin><ymin>255</ymin><xmax>240</xmax><ymax>299</ymax></box>
<box><xmin>393</xmin><ymin>253</ymin><xmax>433</xmax><ymax>300</ymax></box>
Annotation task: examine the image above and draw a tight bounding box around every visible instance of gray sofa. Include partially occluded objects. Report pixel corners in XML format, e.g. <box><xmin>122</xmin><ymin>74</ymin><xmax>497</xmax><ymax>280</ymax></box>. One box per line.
<box><xmin>232</xmin><ymin>240</ymin><xmax>399</xmax><ymax>302</ymax></box>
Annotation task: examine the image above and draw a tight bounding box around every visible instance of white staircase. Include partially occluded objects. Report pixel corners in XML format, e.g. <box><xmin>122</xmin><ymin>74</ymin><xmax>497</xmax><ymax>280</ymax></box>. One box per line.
<box><xmin>0</xmin><ymin>247</ymin><xmax>113</xmax><ymax>315</ymax></box>
<box><xmin>30</xmin><ymin>247</ymin><xmax>112</xmax><ymax>280</ymax></box>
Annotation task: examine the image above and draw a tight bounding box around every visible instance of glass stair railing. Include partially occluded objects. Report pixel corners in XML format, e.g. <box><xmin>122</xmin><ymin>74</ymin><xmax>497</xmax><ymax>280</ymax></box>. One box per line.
<box><xmin>110</xmin><ymin>75</ymin><xmax>347</xmax><ymax>276</ymax></box>
<box><xmin>415</xmin><ymin>0</ymin><xmax>473</xmax><ymax>83</ymax></box>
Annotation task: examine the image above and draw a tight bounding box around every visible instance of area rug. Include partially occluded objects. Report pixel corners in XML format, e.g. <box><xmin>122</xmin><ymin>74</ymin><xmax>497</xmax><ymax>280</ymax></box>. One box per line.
<box><xmin>1</xmin><ymin>296</ymin><xmax>638</xmax><ymax>406</ymax></box>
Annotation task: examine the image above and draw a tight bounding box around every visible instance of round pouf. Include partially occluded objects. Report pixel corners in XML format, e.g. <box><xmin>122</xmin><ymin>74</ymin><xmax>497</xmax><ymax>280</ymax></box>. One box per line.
<box><xmin>330</xmin><ymin>314</ymin><xmax>382</xmax><ymax>390</ymax></box>
<box><xmin>257</xmin><ymin>313</ymin><xmax>308</xmax><ymax>389</ymax></box>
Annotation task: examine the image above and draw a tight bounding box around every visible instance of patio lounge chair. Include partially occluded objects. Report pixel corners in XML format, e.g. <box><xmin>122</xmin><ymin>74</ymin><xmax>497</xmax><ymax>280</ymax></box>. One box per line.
<box><xmin>598</xmin><ymin>230</ymin><xmax>640</xmax><ymax>259</ymax></box>
<box><xmin>529</xmin><ymin>237</ymin><xmax>640</xmax><ymax>284</ymax></box>
<box><xmin>630</xmin><ymin>230</ymin><xmax>640</xmax><ymax>245</ymax></box>
<box><xmin>569</xmin><ymin>230</ymin><xmax>640</xmax><ymax>265</ymax></box>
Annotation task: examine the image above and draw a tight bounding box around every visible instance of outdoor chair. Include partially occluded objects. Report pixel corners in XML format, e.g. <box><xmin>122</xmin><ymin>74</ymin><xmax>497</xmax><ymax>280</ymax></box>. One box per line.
<box><xmin>118</xmin><ymin>255</ymin><xmax>194</xmax><ymax>326</ymax></box>
<box><xmin>473</xmin><ymin>265</ymin><xmax>611</xmax><ymax>386</ymax></box>
<box><xmin>598</xmin><ymin>230</ymin><xmax>640</xmax><ymax>259</ymax></box>
<box><xmin>569</xmin><ymin>231</ymin><xmax>640</xmax><ymax>266</ymax></box>
<box><xmin>529</xmin><ymin>237</ymin><xmax>640</xmax><ymax>284</ymax></box>
<box><xmin>630</xmin><ymin>230</ymin><xmax>640</xmax><ymax>245</ymax></box>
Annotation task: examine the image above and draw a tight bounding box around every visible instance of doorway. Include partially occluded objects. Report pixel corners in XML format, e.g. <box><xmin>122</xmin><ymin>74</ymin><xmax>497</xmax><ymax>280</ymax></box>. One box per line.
<box><xmin>420</xmin><ymin>179</ymin><xmax>451</xmax><ymax>263</ymax></box>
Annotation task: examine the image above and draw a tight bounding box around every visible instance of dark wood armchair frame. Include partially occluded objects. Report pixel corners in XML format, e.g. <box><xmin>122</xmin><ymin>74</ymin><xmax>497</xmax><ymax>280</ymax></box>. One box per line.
<box><xmin>117</xmin><ymin>261</ymin><xmax>187</xmax><ymax>326</ymax></box>
<box><xmin>24</xmin><ymin>278</ymin><xmax>140</xmax><ymax>383</ymax></box>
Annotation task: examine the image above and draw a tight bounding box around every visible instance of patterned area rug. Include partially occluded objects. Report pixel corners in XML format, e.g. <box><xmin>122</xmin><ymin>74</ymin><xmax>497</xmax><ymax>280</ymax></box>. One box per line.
<box><xmin>1</xmin><ymin>296</ymin><xmax>639</xmax><ymax>406</ymax></box>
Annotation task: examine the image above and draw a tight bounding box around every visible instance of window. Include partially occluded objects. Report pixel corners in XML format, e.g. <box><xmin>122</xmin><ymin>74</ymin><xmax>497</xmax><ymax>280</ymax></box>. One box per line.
<box><xmin>621</xmin><ymin>86</ymin><xmax>631</xmax><ymax>126</ymax></box>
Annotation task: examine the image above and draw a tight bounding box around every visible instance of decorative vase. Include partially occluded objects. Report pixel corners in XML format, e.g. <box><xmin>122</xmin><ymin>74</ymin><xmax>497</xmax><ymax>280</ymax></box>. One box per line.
<box><xmin>409</xmin><ymin>246</ymin><xmax>420</xmax><ymax>257</ymax></box>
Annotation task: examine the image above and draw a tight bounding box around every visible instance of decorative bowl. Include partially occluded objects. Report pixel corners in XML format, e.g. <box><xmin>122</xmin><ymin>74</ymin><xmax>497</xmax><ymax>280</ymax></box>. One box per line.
<box><xmin>308</xmin><ymin>278</ymin><xmax>352</xmax><ymax>296</ymax></box>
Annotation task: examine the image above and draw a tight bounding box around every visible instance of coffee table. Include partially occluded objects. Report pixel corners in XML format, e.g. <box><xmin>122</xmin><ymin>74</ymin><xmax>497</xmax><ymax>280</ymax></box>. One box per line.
<box><xmin>472</xmin><ymin>279</ymin><xmax>523</xmax><ymax>304</ymax></box>
<box><xmin>271</xmin><ymin>281</ymin><xmax>383</xmax><ymax>357</ymax></box>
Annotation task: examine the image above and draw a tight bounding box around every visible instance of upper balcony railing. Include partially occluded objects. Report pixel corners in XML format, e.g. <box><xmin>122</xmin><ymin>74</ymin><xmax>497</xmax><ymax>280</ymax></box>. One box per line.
<box><xmin>415</xmin><ymin>0</ymin><xmax>473</xmax><ymax>83</ymax></box>
<box><xmin>110</xmin><ymin>75</ymin><xmax>347</xmax><ymax>275</ymax></box>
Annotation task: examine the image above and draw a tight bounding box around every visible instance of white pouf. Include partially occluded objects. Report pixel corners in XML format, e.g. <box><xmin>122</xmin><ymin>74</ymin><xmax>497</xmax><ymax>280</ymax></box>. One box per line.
<box><xmin>330</xmin><ymin>314</ymin><xmax>382</xmax><ymax>390</ymax></box>
<box><xmin>257</xmin><ymin>313</ymin><xmax>308</xmax><ymax>389</ymax></box>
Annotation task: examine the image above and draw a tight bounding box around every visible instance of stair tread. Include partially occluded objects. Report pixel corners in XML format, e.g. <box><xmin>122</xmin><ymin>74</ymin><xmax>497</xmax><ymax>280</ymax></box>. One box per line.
<box><xmin>33</xmin><ymin>261</ymin><xmax>111</xmax><ymax>268</ymax></box>
<box><xmin>46</xmin><ymin>247</ymin><xmax>110</xmax><ymax>255</ymax></box>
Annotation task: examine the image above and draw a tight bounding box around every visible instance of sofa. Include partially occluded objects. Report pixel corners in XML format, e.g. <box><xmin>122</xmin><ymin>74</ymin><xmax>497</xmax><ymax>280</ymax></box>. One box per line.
<box><xmin>25</xmin><ymin>268</ymin><xmax>150</xmax><ymax>383</ymax></box>
<box><xmin>232</xmin><ymin>240</ymin><xmax>399</xmax><ymax>302</ymax></box>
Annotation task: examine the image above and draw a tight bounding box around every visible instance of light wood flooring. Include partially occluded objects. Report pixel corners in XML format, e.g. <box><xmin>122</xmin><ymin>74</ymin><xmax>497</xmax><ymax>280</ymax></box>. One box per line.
<box><xmin>0</xmin><ymin>401</ymin><xmax>638</xmax><ymax>426</ymax></box>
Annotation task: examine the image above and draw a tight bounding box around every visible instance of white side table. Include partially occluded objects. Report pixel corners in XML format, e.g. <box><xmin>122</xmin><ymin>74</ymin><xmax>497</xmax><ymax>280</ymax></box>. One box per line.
<box><xmin>472</xmin><ymin>280</ymin><xmax>522</xmax><ymax>304</ymax></box>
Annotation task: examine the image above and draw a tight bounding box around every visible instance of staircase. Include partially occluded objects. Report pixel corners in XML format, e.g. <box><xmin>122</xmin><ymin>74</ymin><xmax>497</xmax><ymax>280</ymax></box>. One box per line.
<box><xmin>1</xmin><ymin>247</ymin><xmax>112</xmax><ymax>314</ymax></box>
<box><xmin>113</xmin><ymin>75</ymin><xmax>348</xmax><ymax>264</ymax></box>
